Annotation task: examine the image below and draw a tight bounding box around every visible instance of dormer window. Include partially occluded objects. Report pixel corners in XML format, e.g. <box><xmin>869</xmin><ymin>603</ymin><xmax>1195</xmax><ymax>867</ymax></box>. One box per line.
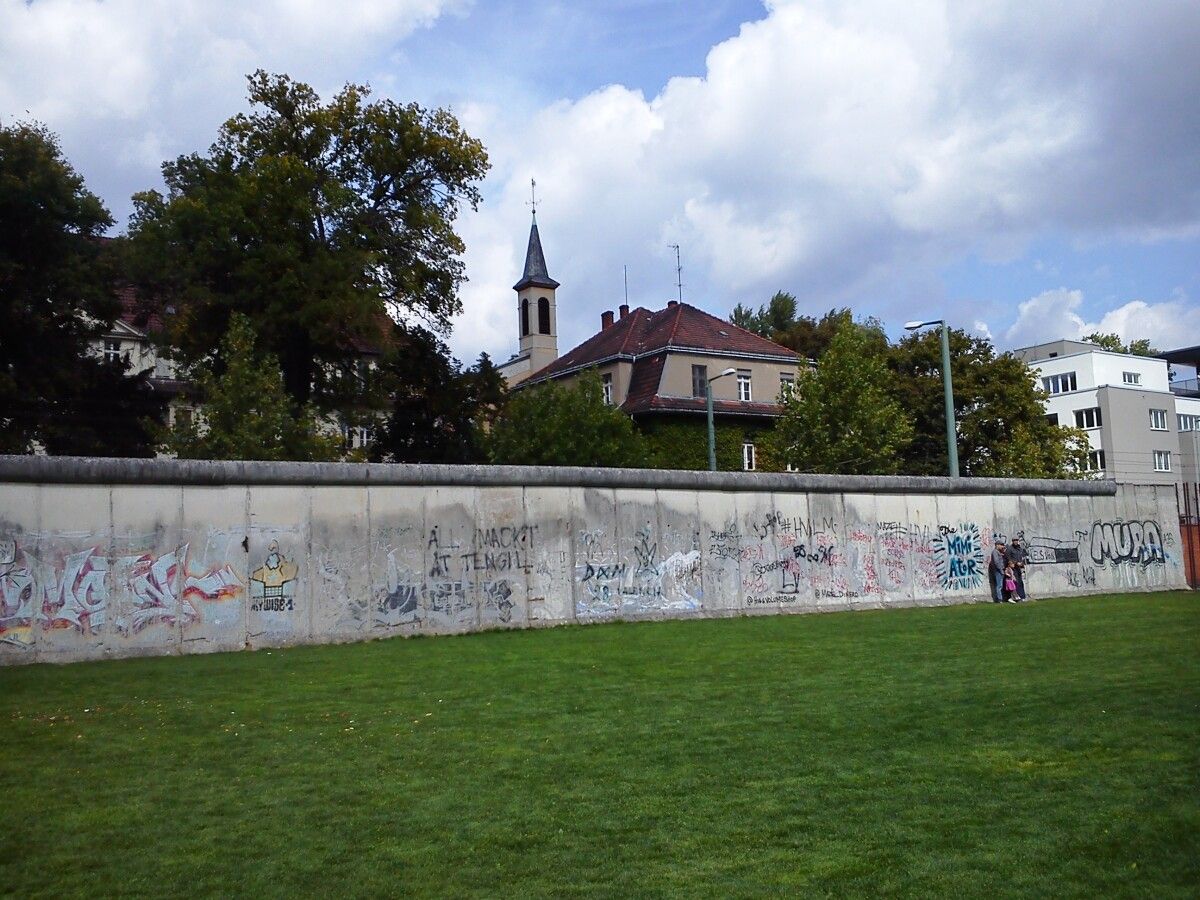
<box><xmin>103</xmin><ymin>339</ymin><xmax>122</xmax><ymax>364</ymax></box>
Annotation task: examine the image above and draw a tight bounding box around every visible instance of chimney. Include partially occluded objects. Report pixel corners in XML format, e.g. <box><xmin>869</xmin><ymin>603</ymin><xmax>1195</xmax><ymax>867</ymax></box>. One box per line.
<box><xmin>667</xmin><ymin>300</ymin><xmax>678</xmax><ymax>308</ymax></box>
<box><xmin>601</xmin><ymin>310</ymin><xmax>614</xmax><ymax>329</ymax></box>
<box><xmin>619</xmin><ymin>304</ymin><xmax>629</xmax><ymax>319</ymax></box>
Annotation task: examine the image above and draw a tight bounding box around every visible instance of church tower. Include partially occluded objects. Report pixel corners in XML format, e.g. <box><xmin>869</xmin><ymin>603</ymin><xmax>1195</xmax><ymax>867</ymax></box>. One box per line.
<box><xmin>512</xmin><ymin>211</ymin><xmax>559</xmax><ymax>376</ymax></box>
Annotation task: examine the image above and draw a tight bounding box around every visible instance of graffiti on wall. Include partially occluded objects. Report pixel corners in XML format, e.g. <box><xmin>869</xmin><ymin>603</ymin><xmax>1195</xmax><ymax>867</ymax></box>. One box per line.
<box><xmin>0</xmin><ymin>535</ymin><xmax>243</xmax><ymax>648</ymax></box>
<box><xmin>932</xmin><ymin>523</ymin><xmax>985</xmax><ymax>591</ymax></box>
<box><xmin>1090</xmin><ymin>520</ymin><xmax>1165</xmax><ymax>567</ymax></box>
<box><xmin>249</xmin><ymin>541</ymin><xmax>299</xmax><ymax>612</ymax></box>
<box><xmin>0</xmin><ymin>492</ymin><xmax>1187</xmax><ymax>662</ymax></box>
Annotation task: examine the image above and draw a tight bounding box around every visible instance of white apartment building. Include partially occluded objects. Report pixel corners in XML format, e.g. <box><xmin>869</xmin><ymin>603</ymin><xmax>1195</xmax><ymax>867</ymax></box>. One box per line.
<box><xmin>1013</xmin><ymin>340</ymin><xmax>1200</xmax><ymax>485</ymax></box>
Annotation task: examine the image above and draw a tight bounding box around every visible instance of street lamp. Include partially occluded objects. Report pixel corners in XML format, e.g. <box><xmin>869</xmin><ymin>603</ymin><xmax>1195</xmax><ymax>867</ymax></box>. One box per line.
<box><xmin>904</xmin><ymin>319</ymin><xmax>959</xmax><ymax>478</ymax></box>
<box><xmin>706</xmin><ymin>367</ymin><xmax>738</xmax><ymax>472</ymax></box>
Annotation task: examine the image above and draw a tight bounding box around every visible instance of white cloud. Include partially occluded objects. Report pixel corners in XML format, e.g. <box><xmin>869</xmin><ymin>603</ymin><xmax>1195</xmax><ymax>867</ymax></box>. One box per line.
<box><xmin>1002</xmin><ymin>288</ymin><xmax>1200</xmax><ymax>351</ymax></box>
<box><xmin>3</xmin><ymin>0</ymin><xmax>1196</xmax><ymax>366</ymax></box>
<box><xmin>456</xmin><ymin>0</ymin><xmax>1200</xmax><ymax>362</ymax></box>
<box><xmin>0</xmin><ymin>0</ymin><xmax>459</xmax><ymax>218</ymax></box>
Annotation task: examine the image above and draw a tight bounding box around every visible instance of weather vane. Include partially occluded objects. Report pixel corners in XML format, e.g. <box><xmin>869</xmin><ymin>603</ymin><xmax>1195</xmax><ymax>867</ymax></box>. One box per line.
<box><xmin>528</xmin><ymin>178</ymin><xmax>538</xmax><ymax>219</ymax></box>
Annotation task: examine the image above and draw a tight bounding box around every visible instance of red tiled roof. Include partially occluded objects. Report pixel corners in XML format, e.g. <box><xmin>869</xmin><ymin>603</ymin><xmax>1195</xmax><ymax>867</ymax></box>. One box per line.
<box><xmin>528</xmin><ymin>302</ymin><xmax>798</xmax><ymax>383</ymax></box>
<box><xmin>621</xmin><ymin>353</ymin><xmax>667</xmax><ymax>413</ymax></box>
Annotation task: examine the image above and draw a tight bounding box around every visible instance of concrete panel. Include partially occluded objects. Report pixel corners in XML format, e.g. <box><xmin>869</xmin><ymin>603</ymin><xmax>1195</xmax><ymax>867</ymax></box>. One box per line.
<box><xmin>246</xmin><ymin>486</ymin><xmax>309</xmax><ymax>648</ymax></box>
<box><xmin>522</xmin><ymin>487</ymin><xmax>574</xmax><ymax>625</ymax></box>
<box><xmin>932</xmin><ymin>494</ymin><xmax>987</xmax><ymax>602</ymax></box>
<box><xmin>34</xmin><ymin>485</ymin><xmax>113</xmax><ymax>662</ymax></box>
<box><xmin>842</xmin><ymin>494</ymin><xmax>885</xmax><ymax>608</ymax></box>
<box><xmin>736</xmin><ymin>491</ymin><xmax>798</xmax><ymax>614</ymax></box>
<box><xmin>654</xmin><ymin>489</ymin><xmax>704</xmax><ymax>617</ymax></box>
<box><xmin>611</xmin><ymin>488</ymin><xmax>678</xmax><ymax>620</ymax></box>
<box><xmin>904</xmin><ymin>495</ymin><xmax>942</xmax><ymax>604</ymax></box>
<box><xmin>1151</xmin><ymin>485</ymin><xmax>1188</xmax><ymax>589</ymax></box>
<box><xmin>178</xmin><ymin>486</ymin><xmax>249</xmax><ymax>655</ymax></box>
<box><xmin>961</xmin><ymin>494</ymin><xmax>996</xmax><ymax>603</ymax></box>
<box><xmin>470</xmin><ymin>486</ymin><xmax>529</xmax><ymax>629</ymax></box>
<box><xmin>872</xmin><ymin>494</ymin><xmax>913</xmax><ymax>605</ymax></box>
<box><xmin>310</xmin><ymin>486</ymin><xmax>370</xmax><ymax>643</ymax></box>
<box><xmin>573</xmin><ymin>488</ymin><xmax>619</xmax><ymax>620</ymax></box>
<box><xmin>108</xmin><ymin>486</ymin><xmax>185</xmax><ymax>658</ymax></box>
<box><xmin>366</xmin><ymin>486</ymin><xmax>425</xmax><ymax>637</ymax></box>
<box><xmin>697</xmin><ymin>490</ymin><xmax>741</xmax><ymax>613</ymax></box>
<box><xmin>0</xmin><ymin>484</ymin><xmax>42</xmax><ymax>660</ymax></box>
<box><xmin>423</xmin><ymin>486</ymin><xmax>479</xmax><ymax>634</ymax></box>
<box><xmin>805</xmin><ymin>492</ymin><xmax>848</xmax><ymax>609</ymax></box>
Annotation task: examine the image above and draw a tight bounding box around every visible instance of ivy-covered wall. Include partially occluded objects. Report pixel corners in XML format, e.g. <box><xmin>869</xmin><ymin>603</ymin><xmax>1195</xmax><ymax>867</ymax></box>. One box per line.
<box><xmin>639</xmin><ymin>415</ymin><xmax>776</xmax><ymax>471</ymax></box>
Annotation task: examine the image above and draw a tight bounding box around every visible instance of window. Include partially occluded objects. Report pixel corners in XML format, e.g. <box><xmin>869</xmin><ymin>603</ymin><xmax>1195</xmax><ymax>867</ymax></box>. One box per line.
<box><xmin>1153</xmin><ymin>450</ymin><xmax>1172</xmax><ymax>472</ymax></box>
<box><xmin>1048</xmin><ymin>352</ymin><xmax>1058</xmax><ymax>358</ymax></box>
<box><xmin>1149</xmin><ymin>409</ymin><xmax>1167</xmax><ymax>430</ymax></box>
<box><xmin>1179</xmin><ymin>413</ymin><xmax>1200</xmax><ymax>432</ymax></box>
<box><xmin>602</xmin><ymin>373</ymin><xmax>613</xmax><ymax>405</ymax></box>
<box><xmin>692</xmin><ymin>364</ymin><xmax>708</xmax><ymax>398</ymax></box>
<box><xmin>1082</xmin><ymin>449</ymin><xmax>1105</xmax><ymax>472</ymax></box>
<box><xmin>779</xmin><ymin>372</ymin><xmax>795</xmax><ymax>399</ymax></box>
<box><xmin>737</xmin><ymin>370</ymin><xmax>752</xmax><ymax>402</ymax></box>
<box><xmin>103</xmin><ymin>339</ymin><xmax>121</xmax><ymax>364</ymax></box>
<box><xmin>1122</xmin><ymin>371</ymin><xmax>1141</xmax><ymax>385</ymax></box>
<box><xmin>1074</xmin><ymin>407</ymin><xmax>1102</xmax><ymax>429</ymax></box>
<box><xmin>174</xmin><ymin>407</ymin><xmax>193</xmax><ymax>430</ymax></box>
<box><xmin>742</xmin><ymin>442</ymin><xmax>756</xmax><ymax>471</ymax></box>
<box><xmin>1045</xmin><ymin>413</ymin><xmax>1059</xmax><ymax>426</ymax></box>
<box><xmin>537</xmin><ymin>297</ymin><xmax>551</xmax><ymax>335</ymax></box>
<box><xmin>520</xmin><ymin>298</ymin><xmax>529</xmax><ymax>337</ymax></box>
<box><xmin>1042</xmin><ymin>371</ymin><xmax>1077</xmax><ymax>394</ymax></box>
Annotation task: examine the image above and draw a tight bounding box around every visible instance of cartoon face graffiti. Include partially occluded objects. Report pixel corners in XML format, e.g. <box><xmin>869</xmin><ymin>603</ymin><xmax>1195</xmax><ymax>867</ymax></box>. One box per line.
<box><xmin>250</xmin><ymin>540</ymin><xmax>299</xmax><ymax>612</ymax></box>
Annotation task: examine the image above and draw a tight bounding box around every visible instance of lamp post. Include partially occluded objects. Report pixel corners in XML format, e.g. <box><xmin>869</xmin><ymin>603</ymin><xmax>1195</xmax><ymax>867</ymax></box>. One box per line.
<box><xmin>904</xmin><ymin>319</ymin><xmax>959</xmax><ymax>478</ymax></box>
<box><xmin>706</xmin><ymin>367</ymin><xmax>738</xmax><ymax>471</ymax></box>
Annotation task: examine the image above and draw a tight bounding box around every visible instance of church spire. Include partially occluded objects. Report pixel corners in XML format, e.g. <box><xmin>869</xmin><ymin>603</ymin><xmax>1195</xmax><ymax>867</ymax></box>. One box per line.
<box><xmin>513</xmin><ymin>214</ymin><xmax>560</xmax><ymax>291</ymax></box>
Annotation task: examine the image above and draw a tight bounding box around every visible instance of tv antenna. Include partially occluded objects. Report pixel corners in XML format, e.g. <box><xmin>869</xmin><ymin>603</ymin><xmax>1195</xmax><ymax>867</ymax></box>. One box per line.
<box><xmin>623</xmin><ymin>265</ymin><xmax>629</xmax><ymax>306</ymax></box>
<box><xmin>668</xmin><ymin>243</ymin><xmax>683</xmax><ymax>304</ymax></box>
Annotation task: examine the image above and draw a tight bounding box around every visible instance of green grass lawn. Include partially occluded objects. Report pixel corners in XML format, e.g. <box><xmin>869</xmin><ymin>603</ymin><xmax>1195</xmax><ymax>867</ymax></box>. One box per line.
<box><xmin>2</xmin><ymin>592</ymin><xmax>1198</xmax><ymax>898</ymax></box>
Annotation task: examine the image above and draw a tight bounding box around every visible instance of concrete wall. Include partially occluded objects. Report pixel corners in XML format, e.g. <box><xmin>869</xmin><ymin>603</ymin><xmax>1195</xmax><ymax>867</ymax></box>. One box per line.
<box><xmin>0</xmin><ymin>456</ymin><xmax>1188</xmax><ymax>665</ymax></box>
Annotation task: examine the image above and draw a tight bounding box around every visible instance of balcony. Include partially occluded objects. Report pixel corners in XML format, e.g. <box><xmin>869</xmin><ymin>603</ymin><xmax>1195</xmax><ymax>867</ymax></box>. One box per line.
<box><xmin>1171</xmin><ymin>377</ymin><xmax>1200</xmax><ymax>398</ymax></box>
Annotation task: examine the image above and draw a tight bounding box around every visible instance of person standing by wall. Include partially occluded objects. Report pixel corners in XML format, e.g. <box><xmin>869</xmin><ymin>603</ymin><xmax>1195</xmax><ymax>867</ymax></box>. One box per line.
<box><xmin>1008</xmin><ymin>537</ymin><xmax>1028</xmax><ymax>601</ymax></box>
<box><xmin>989</xmin><ymin>540</ymin><xmax>1011</xmax><ymax>602</ymax></box>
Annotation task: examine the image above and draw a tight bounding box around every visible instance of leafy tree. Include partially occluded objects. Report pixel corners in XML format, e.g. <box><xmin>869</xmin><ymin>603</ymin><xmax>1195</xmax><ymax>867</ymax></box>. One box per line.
<box><xmin>887</xmin><ymin>329</ymin><xmax>1087</xmax><ymax>478</ymax></box>
<box><xmin>488</xmin><ymin>372</ymin><xmax>649</xmax><ymax>467</ymax></box>
<box><xmin>0</xmin><ymin>121</ymin><xmax>164</xmax><ymax>455</ymax></box>
<box><xmin>766</xmin><ymin>319</ymin><xmax>914</xmax><ymax>474</ymax></box>
<box><xmin>166</xmin><ymin>313</ymin><xmax>340</xmax><ymax>461</ymax></box>
<box><xmin>1083</xmin><ymin>332</ymin><xmax>1157</xmax><ymax>356</ymax></box>
<box><xmin>640</xmin><ymin>418</ymin><xmax>773</xmax><ymax>472</ymax></box>
<box><xmin>372</xmin><ymin>326</ymin><xmax>506</xmax><ymax>463</ymax></box>
<box><xmin>127</xmin><ymin>70</ymin><xmax>489</xmax><ymax>413</ymax></box>
<box><xmin>730</xmin><ymin>296</ymin><xmax>885</xmax><ymax>361</ymax></box>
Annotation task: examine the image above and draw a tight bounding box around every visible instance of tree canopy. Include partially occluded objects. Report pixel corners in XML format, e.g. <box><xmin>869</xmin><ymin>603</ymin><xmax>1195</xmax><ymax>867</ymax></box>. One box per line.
<box><xmin>732</xmin><ymin>295</ymin><xmax>887</xmax><ymax>361</ymax></box>
<box><xmin>886</xmin><ymin>328</ymin><xmax>1090</xmax><ymax>478</ymax></box>
<box><xmin>0</xmin><ymin>121</ymin><xmax>165</xmax><ymax>455</ymax></box>
<box><xmin>372</xmin><ymin>326</ymin><xmax>506</xmax><ymax>464</ymax></box>
<box><xmin>488</xmin><ymin>372</ymin><xmax>649</xmax><ymax>468</ymax></box>
<box><xmin>165</xmin><ymin>313</ymin><xmax>340</xmax><ymax>461</ymax></box>
<box><xmin>766</xmin><ymin>318</ymin><xmax>914</xmax><ymax>474</ymax></box>
<box><xmin>127</xmin><ymin>71</ymin><xmax>489</xmax><ymax>412</ymax></box>
<box><xmin>1083</xmin><ymin>332</ymin><xmax>1157</xmax><ymax>357</ymax></box>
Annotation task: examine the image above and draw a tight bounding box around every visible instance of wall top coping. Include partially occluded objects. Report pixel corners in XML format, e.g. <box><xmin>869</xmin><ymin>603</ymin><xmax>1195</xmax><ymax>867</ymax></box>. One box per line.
<box><xmin>0</xmin><ymin>455</ymin><xmax>1120</xmax><ymax>496</ymax></box>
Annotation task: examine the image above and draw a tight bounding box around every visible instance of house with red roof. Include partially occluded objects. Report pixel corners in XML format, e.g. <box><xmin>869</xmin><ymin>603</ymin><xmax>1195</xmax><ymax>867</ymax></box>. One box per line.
<box><xmin>497</xmin><ymin>216</ymin><xmax>805</xmax><ymax>470</ymax></box>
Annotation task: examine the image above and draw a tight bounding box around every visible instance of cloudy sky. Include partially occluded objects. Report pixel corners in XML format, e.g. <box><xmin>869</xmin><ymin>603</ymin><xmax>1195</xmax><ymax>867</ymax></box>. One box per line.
<box><xmin>3</xmin><ymin>0</ymin><xmax>1199</xmax><ymax>364</ymax></box>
